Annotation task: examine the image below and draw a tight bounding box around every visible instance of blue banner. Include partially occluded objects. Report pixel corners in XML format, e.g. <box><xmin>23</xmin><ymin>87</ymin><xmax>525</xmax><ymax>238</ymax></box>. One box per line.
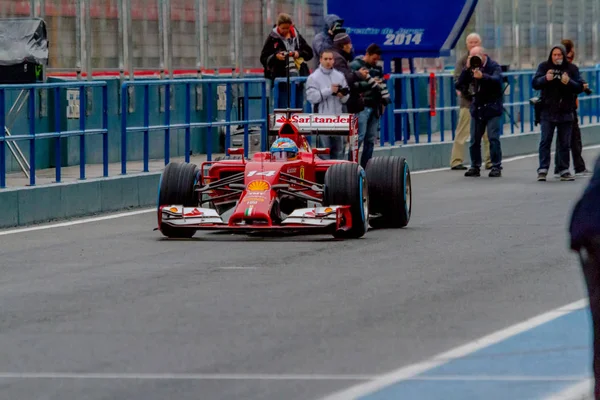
<box><xmin>326</xmin><ymin>0</ymin><xmax>478</xmax><ymax>58</ymax></box>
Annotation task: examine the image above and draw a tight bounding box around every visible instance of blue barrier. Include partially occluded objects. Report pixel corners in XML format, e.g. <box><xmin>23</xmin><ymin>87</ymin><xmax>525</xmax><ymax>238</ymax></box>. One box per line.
<box><xmin>0</xmin><ymin>80</ymin><xmax>108</xmax><ymax>188</ymax></box>
<box><xmin>386</xmin><ymin>67</ymin><xmax>600</xmax><ymax>144</ymax></box>
<box><xmin>120</xmin><ymin>78</ymin><xmax>268</xmax><ymax>175</ymax></box>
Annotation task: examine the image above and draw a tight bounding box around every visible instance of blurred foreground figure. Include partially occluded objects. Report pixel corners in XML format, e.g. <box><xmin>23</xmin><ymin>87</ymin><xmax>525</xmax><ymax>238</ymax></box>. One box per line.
<box><xmin>569</xmin><ymin>155</ymin><xmax>600</xmax><ymax>399</ymax></box>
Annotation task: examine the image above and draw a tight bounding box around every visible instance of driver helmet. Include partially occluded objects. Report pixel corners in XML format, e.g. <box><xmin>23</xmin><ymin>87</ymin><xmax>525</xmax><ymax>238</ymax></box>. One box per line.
<box><xmin>270</xmin><ymin>138</ymin><xmax>299</xmax><ymax>161</ymax></box>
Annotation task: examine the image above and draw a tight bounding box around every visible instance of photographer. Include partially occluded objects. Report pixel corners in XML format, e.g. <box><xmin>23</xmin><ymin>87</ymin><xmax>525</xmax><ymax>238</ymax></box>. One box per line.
<box><xmin>532</xmin><ymin>44</ymin><xmax>584</xmax><ymax>181</ymax></box>
<box><xmin>305</xmin><ymin>49</ymin><xmax>350</xmax><ymax>159</ymax></box>
<box><xmin>451</xmin><ymin>33</ymin><xmax>492</xmax><ymax>171</ymax></box>
<box><xmin>312</xmin><ymin>14</ymin><xmax>354</xmax><ymax>60</ymax></box>
<box><xmin>349</xmin><ymin>43</ymin><xmax>392</xmax><ymax>168</ymax></box>
<box><xmin>455</xmin><ymin>46</ymin><xmax>504</xmax><ymax>178</ymax></box>
<box><xmin>260</xmin><ymin>13</ymin><xmax>313</xmax><ymax>109</ymax></box>
<box><xmin>553</xmin><ymin>39</ymin><xmax>591</xmax><ymax>177</ymax></box>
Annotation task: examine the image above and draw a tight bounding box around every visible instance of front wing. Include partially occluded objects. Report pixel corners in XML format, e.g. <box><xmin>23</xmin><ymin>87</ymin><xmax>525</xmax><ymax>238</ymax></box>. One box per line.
<box><xmin>158</xmin><ymin>205</ymin><xmax>353</xmax><ymax>234</ymax></box>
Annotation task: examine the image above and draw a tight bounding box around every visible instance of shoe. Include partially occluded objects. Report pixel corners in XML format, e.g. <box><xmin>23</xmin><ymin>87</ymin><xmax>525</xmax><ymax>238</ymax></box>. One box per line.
<box><xmin>560</xmin><ymin>172</ymin><xmax>575</xmax><ymax>181</ymax></box>
<box><xmin>537</xmin><ymin>172</ymin><xmax>547</xmax><ymax>181</ymax></box>
<box><xmin>489</xmin><ymin>168</ymin><xmax>501</xmax><ymax>177</ymax></box>
<box><xmin>575</xmin><ymin>169</ymin><xmax>592</xmax><ymax>177</ymax></box>
<box><xmin>451</xmin><ymin>164</ymin><xmax>468</xmax><ymax>170</ymax></box>
<box><xmin>465</xmin><ymin>167</ymin><xmax>480</xmax><ymax>177</ymax></box>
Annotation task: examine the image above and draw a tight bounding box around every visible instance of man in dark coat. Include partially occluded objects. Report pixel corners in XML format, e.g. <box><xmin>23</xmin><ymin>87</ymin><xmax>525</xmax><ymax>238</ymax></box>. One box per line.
<box><xmin>455</xmin><ymin>46</ymin><xmax>505</xmax><ymax>178</ymax></box>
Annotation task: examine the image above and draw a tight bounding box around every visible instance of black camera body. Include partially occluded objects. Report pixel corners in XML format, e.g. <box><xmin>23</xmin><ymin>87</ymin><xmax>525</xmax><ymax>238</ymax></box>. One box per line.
<box><xmin>336</xmin><ymin>86</ymin><xmax>350</xmax><ymax>96</ymax></box>
<box><xmin>551</xmin><ymin>69</ymin><xmax>564</xmax><ymax>80</ymax></box>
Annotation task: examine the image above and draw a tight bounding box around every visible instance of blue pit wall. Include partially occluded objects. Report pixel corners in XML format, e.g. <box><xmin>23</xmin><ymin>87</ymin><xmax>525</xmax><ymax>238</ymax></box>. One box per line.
<box><xmin>2</xmin><ymin>67</ymin><xmax>600</xmax><ymax>185</ymax></box>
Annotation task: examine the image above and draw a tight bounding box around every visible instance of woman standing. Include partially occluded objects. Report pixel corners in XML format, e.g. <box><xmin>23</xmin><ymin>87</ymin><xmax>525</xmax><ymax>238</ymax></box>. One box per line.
<box><xmin>260</xmin><ymin>13</ymin><xmax>313</xmax><ymax>110</ymax></box>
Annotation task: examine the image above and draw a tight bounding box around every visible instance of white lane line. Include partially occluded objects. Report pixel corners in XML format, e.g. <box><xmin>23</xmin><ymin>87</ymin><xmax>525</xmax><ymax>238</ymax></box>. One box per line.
<box><xmin>411</xmin><ymin>143</ymin><xmax>600</xmax><ymax>175</ymax></box>
<box><xmin>0</xmin><ymin>373</ymin><xmax>373</xmax><ymax>381</ymax></box>
<box><xmin>0</xmin><ymin>208</ymin><xmax>155</xmax><ymax>236</ymax></box>
<box><xmin>0</xmin><ymin>373</ymin><xmax>587</xmax><ymax>382</ymax></box>
<box><xmin>543</xmin><ymin>378</ymin><xmax>594</xmax><ymax>400</ymax></box>
<box><xmin>318</xmin><ymin>298</ymin><xmax>589</xmax><ymax>400</ymax></box>
<box><xmin>2</xmin><ymin>143</ymin><xmax>600</xmax><ymax>237</ymax></box>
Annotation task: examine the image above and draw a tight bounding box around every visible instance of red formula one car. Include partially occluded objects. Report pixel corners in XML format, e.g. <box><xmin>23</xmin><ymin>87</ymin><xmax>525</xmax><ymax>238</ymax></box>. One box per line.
<box><xmin>156</xmin><ymin>108</ymin><xmax>412</xmax><ymax>239</ymax></box>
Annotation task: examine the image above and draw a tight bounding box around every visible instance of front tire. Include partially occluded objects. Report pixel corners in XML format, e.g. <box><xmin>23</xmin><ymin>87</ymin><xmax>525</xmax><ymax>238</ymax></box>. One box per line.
<box><xmin>157</xmin><ymin>162</ymin><xmax>199</xmax><ymax>238</ymax></box>
<box><xmin>365</xmin><ymin>156</ymin><xmax>412</xmax><ymax>229</ymax></box>
<box><xmin>323</xmin><ymin>163</ymin><xmax>369</xmax><ymax>238</ymax></box>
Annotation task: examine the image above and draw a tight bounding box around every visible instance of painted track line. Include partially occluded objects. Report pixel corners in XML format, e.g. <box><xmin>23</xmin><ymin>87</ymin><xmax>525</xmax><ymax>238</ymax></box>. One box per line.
<box><xmin>543</xmin><ymin>378</ymin><xmax>594</xmax><ymax>400</ymax></box>
<box><xmin>318</xmin><ymin>298</ymin><xmax>589</xmax><ymax>400</ymax></box>
<box><xmin>2</xmin><ymin>143</ymin><xmax>600</xmax><ymax>237</ymax></box>
<box><xmin>0</xmin><ymin>373</ymin><xmax>373</xmax><ymax>381</ymax></box>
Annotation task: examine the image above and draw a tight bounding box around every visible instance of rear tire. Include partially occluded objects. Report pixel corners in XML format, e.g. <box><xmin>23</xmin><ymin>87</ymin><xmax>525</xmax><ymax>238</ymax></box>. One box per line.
<box><xmin>323</xmin><ymin>163</ymin><xmax>369</xmax><ymax>238</ymax></box>
<box><xmin>157</xmin><ymin>162</ymin><xmax>199</xmax><ymax>238</ymax></box>
<box><xmin>365</xmin><ymin>156</ymin><xmax>411</xmax><ymax>229</ymax></box>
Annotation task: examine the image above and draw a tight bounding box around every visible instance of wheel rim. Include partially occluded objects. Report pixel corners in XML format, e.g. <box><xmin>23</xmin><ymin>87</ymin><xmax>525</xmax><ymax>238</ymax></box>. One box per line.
<box><xmin>361</xmin><ymin>174</ymin><xmax>369</xmax><ymax>228</ymax></box>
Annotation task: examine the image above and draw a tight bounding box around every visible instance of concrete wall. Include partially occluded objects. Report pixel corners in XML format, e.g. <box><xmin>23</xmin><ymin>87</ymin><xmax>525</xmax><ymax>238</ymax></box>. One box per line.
<box><xmin>2</xmin><ymin>124</ymin><xmax>600</xmax><ymax>229</ymax></box>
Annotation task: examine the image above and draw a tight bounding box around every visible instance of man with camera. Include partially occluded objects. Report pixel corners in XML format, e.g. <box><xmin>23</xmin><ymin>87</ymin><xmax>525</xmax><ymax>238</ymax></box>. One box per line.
<box><xmin>312</xmin><ymin>14</ymin><xmax>354</xmax><ymax>61</ymax></box>
<box><xmin>456</xmin><ymin>46</ymin><xmax>504</xmax><ymax>178</ymax></box>
<box><xmin>349</xmin><ymin>43</ymin><xmax>392</xmax><ymax>168</ymax></box>
<box><xmin>451</xmin><ymin>33</ymin><xmax>492</xmax><ymax>171</ymax></box>
<box><xmin>305</xmin><ymin>49</ymin><xmax>351</xmax><ymax>159</ymax></box>
<box><xmin>532</xmin><ymin>44</ymin><xmax>584</xmax><ymax>181</ymax></box>
<box><xmin>553</xmin><ymin>39</ymin><xmax>591</xmax><ymax>177</ymax></box>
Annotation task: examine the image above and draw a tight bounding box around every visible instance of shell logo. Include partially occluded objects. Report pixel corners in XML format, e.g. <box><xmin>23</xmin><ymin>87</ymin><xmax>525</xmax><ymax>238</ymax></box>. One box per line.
<box><xmin>169</xmin><ymin>207</ymin><xmax>178</xmax><ymax>212</ymax></box>
<box><xmin>247</xmin><ymin>180</ymin><xmax>270</xmax><ymax>192</ymax></box>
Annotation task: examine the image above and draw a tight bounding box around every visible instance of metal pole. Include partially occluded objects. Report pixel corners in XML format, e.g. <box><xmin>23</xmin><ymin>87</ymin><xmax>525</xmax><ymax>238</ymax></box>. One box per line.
<box><xmin>164</xmin><ymin>0</ymin><xmax>173</xmax><ymax>79</ymax></box>
<box><xmin>76</xmin><ymin>0</ymin><xmax>82</xmax><ymax>79</ymax></box>
<box><xmin>84</xmin><ymin>0</ymin><xmax>92</xmax><ymax>80</ymax></box>
<box><xmin>117</xmin><ymin>0</ymin><xmax>124</xmax><ymax>75</ymax></box>
<box><xmin>235</xmin><ymin>0</ymin><xmax>243</xmax><ymax>76</ymax></box>
<box><xmin>158</xmin><ymin>0</ymin><xmax>165</xmax><ymax>78</ymax></box>
<box><xmin>229</xmin><ymin>0</ymin><xmax>236</xmax><ymax>75</ymax></box>
<box><xmin>512</xmin><ymin>0</ymin><xmax>520</xmax><ymax>69</ymax></box>
<box><xmin>593</xmin><ymin>0</ymin><xmax>599</xmax><ymax>65</ymax></box>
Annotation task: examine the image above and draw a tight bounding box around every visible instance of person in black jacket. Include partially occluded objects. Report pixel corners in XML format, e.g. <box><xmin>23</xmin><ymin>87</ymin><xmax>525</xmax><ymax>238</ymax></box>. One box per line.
<box><xmin>455</xmin><ymin>46</ymin><xmax>504</xmax><ymax>178</ymax></box>
<box><xmin>260</xmin><ymin>13</ymin><xmax>313</xmax><ymax>109</ymax></box>
<box><xmin>330</xmin><ymin>33</ymin><xmax>370</xmax><ymax>115</ymax></box>
<box><xmin>532</xmin><ymin>44</ymin><xmax>584</xmax><ymax>181</ymax></box>
<box><xmin>569</xmin><ymin>154</ymin><xmax>600</xmax><ymax>400</ymax></box>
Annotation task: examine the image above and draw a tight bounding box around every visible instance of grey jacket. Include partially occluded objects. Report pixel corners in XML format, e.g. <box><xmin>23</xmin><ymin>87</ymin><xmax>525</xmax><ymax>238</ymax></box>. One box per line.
<box><xmin>305</xmin><ymin>65</ymin><xmax>350</xmax><ymax>114</ymax></box>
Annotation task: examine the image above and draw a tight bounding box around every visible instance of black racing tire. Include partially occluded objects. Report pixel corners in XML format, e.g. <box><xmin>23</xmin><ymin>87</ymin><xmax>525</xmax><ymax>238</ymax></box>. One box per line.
<box><xmin>323</xmin><ymin>163</ymin><xmax>369</xmax><ymax>239</ymax></box>
<box><xmin>157</xmin><ymin>162</ymin><xmax>199</xmax><ymax>238</ymax></box>
<box><xmin>365</xmin><ymin>156</ymin><xmax>412</xmax><ymax>229</ymax></box>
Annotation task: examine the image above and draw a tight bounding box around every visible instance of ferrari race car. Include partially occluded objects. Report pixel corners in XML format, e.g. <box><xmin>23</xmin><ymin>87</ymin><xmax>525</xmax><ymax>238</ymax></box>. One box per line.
<box><xmin>156</xmin><ymin>108</ymin><xmax>412</xmax><ymax>239</ymax></box>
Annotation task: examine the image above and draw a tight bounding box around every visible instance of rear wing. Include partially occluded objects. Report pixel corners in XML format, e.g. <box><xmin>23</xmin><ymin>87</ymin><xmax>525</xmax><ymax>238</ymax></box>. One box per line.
<box><xmin>268</xmin><ymin>111</ymin><xmax>357</xmax><ymax>136</ymax></box>
<box><xmin>268</xmin><ymin>110</ymin><xmax>359</xmax><ymax>163</ymax></box>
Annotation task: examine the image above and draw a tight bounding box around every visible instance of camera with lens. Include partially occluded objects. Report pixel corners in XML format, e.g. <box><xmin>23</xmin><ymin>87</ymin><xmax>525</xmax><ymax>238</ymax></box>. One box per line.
<box><xmin>281</xmin><ymin>51</ymin><xmax>299</xmax><ymax>76</ymax></box>
<box><xmin>551</xmin><ymin>69</ymin><xmax>564</xmax><ymax>80</ymax></box>
<box><xmin>365</xmin><ymin>74</ymin><xmax>392</xmax><ymax>104</ymax></box>
<box><xmin>469</xmin><ymin>55</ymin><xmax>483</xmax><ymax>70</ymax></box>
<box><xmin>584</xmin><ymin>86</ymin><xmax>593</xmax><ymax>95</ymax></box>
<box><xmin>330</xmin><ymin>20</ymin><xmax>346</xmax><ymax>36</ymax></box>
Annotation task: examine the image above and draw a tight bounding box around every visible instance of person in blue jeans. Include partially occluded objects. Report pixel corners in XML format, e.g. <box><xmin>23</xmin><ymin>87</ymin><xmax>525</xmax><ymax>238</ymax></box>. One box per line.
<box><xmin>532</xmin><ymin>44</ymin><xmax>584</xmax><ymax>181</ymax></box>
<box><xmin>348</xmin><ymin>44</ymin><xmax>391</xmax><ymax>168</ymax></box>
<box><xmin>455</xmin><ymin>46</ymin><xmax>504</xmax><ymax>177</ymax></box>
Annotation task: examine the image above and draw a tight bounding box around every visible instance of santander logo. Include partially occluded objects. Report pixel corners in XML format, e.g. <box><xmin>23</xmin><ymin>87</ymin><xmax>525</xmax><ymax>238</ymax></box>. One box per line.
<box><xmin>276</xmin><ymin>114</ymin><xmax>350</xmax><ymax>125</ymax></box>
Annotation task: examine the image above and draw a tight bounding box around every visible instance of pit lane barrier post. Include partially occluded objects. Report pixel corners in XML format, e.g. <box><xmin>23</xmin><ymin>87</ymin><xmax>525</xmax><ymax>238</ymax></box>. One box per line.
<box><xmin>0</xmin><ymin>80</ymin><xmax>109</xmax><ymax>189</ymax></box>
<box><xmin>120</xmin><ymin>77</ymin><xmax>268</xmax><ymax>175</ymax></box>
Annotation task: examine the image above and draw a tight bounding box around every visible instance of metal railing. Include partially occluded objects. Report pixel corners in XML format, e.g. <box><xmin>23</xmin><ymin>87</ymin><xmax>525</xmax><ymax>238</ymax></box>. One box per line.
<box><xmin>272</xmin><ymin>66</ymin><xmax>600</xmax><ymax>146</ymax></box>
<box><xmin>3</xmin><ymin>68</ymin><xmax>600</xmax><ymax>189</ymax></box>
<box><xmin>120</xmin><ymin>77</ymin><xmax>268</xmax><ymax>174</ymax></box>
<box><xmin>0</xmin><ymin>81</ymin><xmax>108</xmax><ymax>188</ymax></box>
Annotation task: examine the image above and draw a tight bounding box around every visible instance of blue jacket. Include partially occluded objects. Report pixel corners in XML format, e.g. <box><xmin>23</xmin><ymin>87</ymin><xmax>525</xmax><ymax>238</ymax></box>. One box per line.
<box><xmin>455</xmin><ymin>56</ymin><xmax>504</xmax><ymax>120</ymax></box>
<box><xmin>569</xmin><ymin>155</ymin><xmax>600</xmax><ymax>250</ymax></box>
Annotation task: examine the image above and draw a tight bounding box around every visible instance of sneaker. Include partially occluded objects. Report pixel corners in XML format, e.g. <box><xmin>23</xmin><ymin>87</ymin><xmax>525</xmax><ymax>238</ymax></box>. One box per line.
<box><xmin>489</xmin><ymin>168</ymin><xmax>501</xmax><ymax>177</ymax></box>
<box><xmin>537</xmin><ymin>172</ymin><xmax>547</xmax><ymax>181</ymax></box>
<box><xmin>451</xmin><ymin>164</ymin><xmax>468</xmax><ymax>170</ymax></box>
<box><xmin>465</xmin><ymin>167</ymin><xmax>480</xmax><ymax>177</ymax></box>
<box><xmin>575</xmin><ymin>169</ymin><xmax>592</xmax><ymax>177</ymax></box>
<box><xmin>560</xmin><ymin>172</ymin><xmax>575</xmax><ymax>181</ymax></box>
